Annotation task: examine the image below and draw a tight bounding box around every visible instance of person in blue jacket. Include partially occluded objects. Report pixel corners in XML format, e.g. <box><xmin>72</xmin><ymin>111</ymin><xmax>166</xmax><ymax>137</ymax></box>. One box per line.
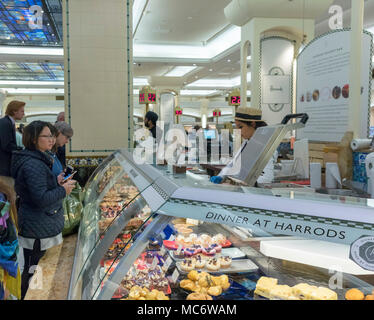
<box><xmin>11</xmin><ymin>121</ymin><xmax>76</xmax><ymax>299</ymax></box>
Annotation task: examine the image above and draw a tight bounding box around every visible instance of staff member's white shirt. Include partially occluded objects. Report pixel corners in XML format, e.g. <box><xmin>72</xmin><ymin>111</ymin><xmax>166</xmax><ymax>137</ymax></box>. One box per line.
<box><xmin>218</xmin><ymin>139</ymin><xmax>277</xmax><ymax>184</ymax></box>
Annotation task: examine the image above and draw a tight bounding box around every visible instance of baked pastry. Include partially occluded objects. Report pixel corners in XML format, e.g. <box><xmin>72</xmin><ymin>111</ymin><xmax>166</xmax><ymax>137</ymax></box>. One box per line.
<box><xmin>184</xmin><ymin>247</ymin><xmax>197</xmax><ymax>257</ymax></box>
<box><xmin>187</xmin><ymin>270</ymin><xmax>199</xmax><ymax>282</ymax></box>
<box><xmin>198</xmin><ymin>274</ymin><xmax>213</xmax><ymax>288</ymax></box>
<box><xmin>269</xmin><ymin>285</ymin><xmax>293</xmax><ymax>300</ymax></box>
<box><xmin>187</xmin><ymin>292</ymin><xmax>213</xmax><ymax>300</ymax></box>
<box><xmin>254</xmin><ymin>277</ymin><xmax>278</xmax><ymax>298</ymax></box>
<box><xmin>345</xmin><ymin>288</ymin><xmax>365</xmax><ymax>300</ymax></box>
<box><xmin>207</xmin><ymin>286</ymin><xmax>222</xmax><ymax>296</ymax></box>
<box><xmin>310</xmin><ymin>287</ymin><xmax>338</xmax><ymax>300</ymax></box>
<box><xmin>212</xmin><ymin>233</ymin><xmax>226</xmax><ymax>245</ymax></box>
<box><xmin>206</xmin><ymin>258</ymin><xmax>220</xmax><ymax>271</ymax></box>
<box><xmin>202</xmin><ymin>246</ymin><xmax>216</xmax><ymax>256</ymax></box>
<box><xmin>292</xmin><ymin>283</ymin><xmax>318</xmax><ymax>300</ymax></box>
<box><xmin>365</xmin><ymin>294</ymin><xmax>374</xmax><ymax>300</ymax></box>
<box><xmin>180</xmin><ymin>279</ymin><xmax>196</xmax><ymax>291</ymax></box>
<box><xmin>219</xmin><ymin>256</ymin><xmax>232</xmax><ymax>268</ymax></box>
<box><xmin>210</xmin><ymin>243</ymin><xmax>222</xmax><ymax>253</ymax></box>
<box><xmin>180</xmin><ymin>259</ymin><xmax>195</xmax><ymax>272</ymax></box>
<box><xmin>174</xmin><ymin>249</ymin><xmax>185</xmax><ymax>259</ymax></box>
<box><xmin>192</xmin><ymin>255</ymin><xmax>206</xmax><ymax>269</ymax></box>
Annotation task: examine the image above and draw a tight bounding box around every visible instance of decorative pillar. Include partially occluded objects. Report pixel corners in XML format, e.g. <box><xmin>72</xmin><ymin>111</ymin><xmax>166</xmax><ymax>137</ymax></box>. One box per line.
<box><xmin>62</xmin><ymin>0</ymin><xmax>132</xmax><ymax>162</ymax></box>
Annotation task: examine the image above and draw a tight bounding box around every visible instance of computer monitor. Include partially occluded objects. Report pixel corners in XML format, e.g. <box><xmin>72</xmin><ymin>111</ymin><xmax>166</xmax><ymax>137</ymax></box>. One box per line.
<box><xmin>204</xmin><ymin>129</ymin><xmax>216</xmax><ymax>139</ymax></box>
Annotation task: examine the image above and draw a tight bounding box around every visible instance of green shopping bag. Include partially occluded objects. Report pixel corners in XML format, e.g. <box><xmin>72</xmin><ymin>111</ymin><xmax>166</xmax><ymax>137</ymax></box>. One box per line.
<box><xmin>62</xmin><ymin>183</ymin><xmax>83</xmax><ymax>236</ymax></box>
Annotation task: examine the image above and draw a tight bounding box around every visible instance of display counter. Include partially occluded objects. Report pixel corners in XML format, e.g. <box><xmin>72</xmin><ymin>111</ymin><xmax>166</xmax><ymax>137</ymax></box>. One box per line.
<box><xmin>68</xmin><ymin>149</ymin><xmax>374</xmax><ymax>300</ymax></box>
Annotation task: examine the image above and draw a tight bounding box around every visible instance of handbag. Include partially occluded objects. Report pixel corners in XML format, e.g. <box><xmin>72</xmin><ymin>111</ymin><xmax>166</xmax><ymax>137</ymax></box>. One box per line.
<box><xmin>62</xmin><ymin>183</ymin><xmax>83</xmax><ymax>236</ymax></box>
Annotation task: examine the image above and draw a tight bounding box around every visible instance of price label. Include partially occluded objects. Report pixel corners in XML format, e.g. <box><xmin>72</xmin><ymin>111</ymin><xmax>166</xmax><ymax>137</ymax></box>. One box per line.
<box><xmin>171</xmin><ymin>268</ymin><xmax>180</xmax><ymax>283</ymax></box>
<box><xmin>163</xmin><ymin>257</ymin><xmax>172</xmax><ymax>271</ymax></box>
<box><xmin>160</xmin><ymin>246</ymin><xmax>166</xmax><ymax>256</ymax></box>
<box><xmin>176</xmin><ymin>244</ymin><xmax>183</xmax><ymax>255</ymax></box>
<box><xmin>186</xmin><ymin>218</ymin><xmax>199</xmax><ymax>226</ymax></box>
<box><xmin>151</xmin><ymin>257</ymin><xmax>158</xmax><ymax>269</ymax></box>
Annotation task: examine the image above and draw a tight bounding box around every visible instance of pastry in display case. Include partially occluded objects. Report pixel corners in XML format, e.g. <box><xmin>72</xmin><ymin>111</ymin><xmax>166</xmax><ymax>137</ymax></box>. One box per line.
<box><xmin>68</xmin><ymin>149</ymin><xmax>374</xmax><ymax>300</ymax></box>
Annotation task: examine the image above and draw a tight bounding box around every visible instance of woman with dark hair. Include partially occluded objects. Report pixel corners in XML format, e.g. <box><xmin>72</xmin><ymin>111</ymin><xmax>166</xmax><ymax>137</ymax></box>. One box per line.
<box><xmin>46</xmin><ymin>123</ymin><xmax>64</xmax><ymax>178</ymax></box>
<box><xmin>10</xmin><ymin>120</ymin><xmax>76</xmax><ymax>299</ymax></box>
<box><xmin>210</xmin><ymin>107</ymin><xmax>277</xmax><ymax>185</ymax></box>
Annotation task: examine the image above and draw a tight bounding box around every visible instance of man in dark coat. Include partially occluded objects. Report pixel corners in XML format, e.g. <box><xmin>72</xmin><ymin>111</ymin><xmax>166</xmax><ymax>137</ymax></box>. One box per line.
<box><xmin>0</xmin><ymin>100</ymin><xmax>25</xmax><ymax>176</ymax></box>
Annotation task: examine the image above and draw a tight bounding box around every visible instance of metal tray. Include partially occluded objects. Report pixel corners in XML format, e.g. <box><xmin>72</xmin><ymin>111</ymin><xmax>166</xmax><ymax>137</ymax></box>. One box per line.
<box><xmin>175</xmin><ymin>259</ymin><xmax>259</xmax><ymax>275</ymax></box>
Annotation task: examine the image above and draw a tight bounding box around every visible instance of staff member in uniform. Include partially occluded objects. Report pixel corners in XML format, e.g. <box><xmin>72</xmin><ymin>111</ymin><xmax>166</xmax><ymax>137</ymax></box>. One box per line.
<box><xmin>210</xmin><ymin>107</ymin><xmax>277</xmax><ymax>184</ymax></box>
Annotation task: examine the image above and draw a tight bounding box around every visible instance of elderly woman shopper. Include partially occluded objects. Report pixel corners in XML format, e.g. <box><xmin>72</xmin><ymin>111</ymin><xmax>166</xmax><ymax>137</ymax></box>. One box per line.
<box><xmin>11</xmin><ymin>121</ymin><xmax>75</xmax><ymax>299</ymax></box>
<box><xmin>54</xmin><ymin>121</ymin><xmax>74</xmax><ymax>168</ymax></box>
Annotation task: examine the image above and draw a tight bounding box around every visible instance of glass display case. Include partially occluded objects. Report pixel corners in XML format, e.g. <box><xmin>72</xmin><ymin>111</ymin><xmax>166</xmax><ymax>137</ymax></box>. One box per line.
<box><xmin>68</xmin><ymin>149</ymin><xmax>374</xmax><ymax>300</ymax></box>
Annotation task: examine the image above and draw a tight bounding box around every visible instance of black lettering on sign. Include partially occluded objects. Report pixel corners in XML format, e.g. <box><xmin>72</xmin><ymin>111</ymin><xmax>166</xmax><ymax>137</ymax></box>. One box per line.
<box><xmin>314</xmin><ymin>228</ymin><xmax>325</xmax><ymax>236</ymax></box>
<box><xmin>275</xmin><ymin>222</ymin><xmax>285</xmax><ymax>230</ymax></box>
<box><xmin>284</xmin><ymin>224</ymin><xmax>293</xmax><ymax>232</ymax></box>
<box><xmin>327</xmin><ymin>229</ymin><xmax>337</xmax><ymax>238</ymax></box>
<box><xmin>253</xmin><ymin>219</ymin><xmax>261</xmax><ymax>227</ymax></box>
<box><xmin>206</xmin><ymin>212</ymin><xmax>214</xmax><ymax>219</ymax></box>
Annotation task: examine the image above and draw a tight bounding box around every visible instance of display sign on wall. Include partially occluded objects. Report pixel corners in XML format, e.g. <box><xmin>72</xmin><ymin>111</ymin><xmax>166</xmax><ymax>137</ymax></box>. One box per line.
<box><xmin>260</xmin><ymin>37</ymin><xmax>294</xmax><ymax>125</ymax></box>
<box><xmin>296</xmin><ymin>30</ymin><xmax>373</xmax><ymax>142</ymax></box>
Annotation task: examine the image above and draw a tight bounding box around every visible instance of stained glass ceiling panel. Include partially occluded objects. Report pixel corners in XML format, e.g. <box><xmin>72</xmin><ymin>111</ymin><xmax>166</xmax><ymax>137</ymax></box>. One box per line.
<box><xmin>0</xmin><ymin>62</ymin><xmax>64</xmax><ymax>80</ymax></box>
<box><xmin>0</xmin><ymin>0</ymin><xmax>63</xmax><ymax>46</ymax></box>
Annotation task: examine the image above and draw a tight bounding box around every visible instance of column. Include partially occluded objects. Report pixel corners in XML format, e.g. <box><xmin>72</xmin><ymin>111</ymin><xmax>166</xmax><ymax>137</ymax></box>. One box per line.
<box><xmin>62</xmin><ymin>0</ymin><xmax>133</xmax><ymax>158</ymax></box>
<box><xmin>348</xmin><ymin>0</ymin><xmax>364</xmax><ymax>138</ymax></box>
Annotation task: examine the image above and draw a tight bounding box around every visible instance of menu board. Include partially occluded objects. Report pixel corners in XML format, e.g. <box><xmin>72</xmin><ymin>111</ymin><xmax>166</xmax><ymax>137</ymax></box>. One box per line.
<box><xmin>296</xmin><ymin>30</ymin><xmax>373</xmax><ymax>142</ymax></box>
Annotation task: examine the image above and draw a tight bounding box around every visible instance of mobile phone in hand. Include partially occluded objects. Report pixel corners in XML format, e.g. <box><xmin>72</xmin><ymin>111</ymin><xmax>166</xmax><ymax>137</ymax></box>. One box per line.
<box><xmin>63</xmin><ymin>170</ymin><xmax>77</xmax><ymax>182</ymax></box>
<box><xmin>64</xmin><ymin>165</ymin><xmax>74</xmax><ymax>177</ymax></box>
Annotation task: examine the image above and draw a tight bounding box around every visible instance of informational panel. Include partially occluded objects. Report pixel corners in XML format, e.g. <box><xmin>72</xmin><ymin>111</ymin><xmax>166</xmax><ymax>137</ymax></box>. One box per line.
<box><xmin>296</xmin><ymin>30</ymin><xmax>373</xmax><ymax>142</ymax></box>
<box><xmin>260</xmin><ymin>37</ymin><xmax>294</xmax><ymax>125</ymax></box>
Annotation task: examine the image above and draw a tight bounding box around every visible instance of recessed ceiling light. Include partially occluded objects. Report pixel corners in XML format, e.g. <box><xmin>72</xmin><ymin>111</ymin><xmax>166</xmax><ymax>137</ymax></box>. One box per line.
<box><xmin>227</xmin><ymin>59</ymin><xmax>231</xmax><ymax>62</ymax></box>
<box><xmin>209</xmin><ymin>69</ymin><xmax>213</xmax><ymax>71</ymax></box>
<box><xmin>195</xmin><ymin>76</ymin><xmax>198</xmax><ymax>79</ymax></box>
<box><xmin>164</xmin><ymin>66</ymin><xmax>197</xmax><ymax>77</ymax></box>
<box><xmin>187</xmin><ymin>16</ymin><xmax>193</xmax><ymax>20</ymax></box>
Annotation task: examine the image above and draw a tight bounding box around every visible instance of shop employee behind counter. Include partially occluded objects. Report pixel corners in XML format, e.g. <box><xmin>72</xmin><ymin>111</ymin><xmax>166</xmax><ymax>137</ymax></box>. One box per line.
<box><xmin>210</xmin><ymin>107</ymin><xmax>277</xmax><ymax>185</ymax></box>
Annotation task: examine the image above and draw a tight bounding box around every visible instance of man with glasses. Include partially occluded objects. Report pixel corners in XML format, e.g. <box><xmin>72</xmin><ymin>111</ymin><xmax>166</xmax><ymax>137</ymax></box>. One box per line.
<box><xmin>0</xmin><ymin>101</ymin><xmax>25</xmax><ymax>176</ymax></box>
<box><xmin>54</xmin><ymin>121</ymin><xmax>74</xmax><ymax>168</ymax></box>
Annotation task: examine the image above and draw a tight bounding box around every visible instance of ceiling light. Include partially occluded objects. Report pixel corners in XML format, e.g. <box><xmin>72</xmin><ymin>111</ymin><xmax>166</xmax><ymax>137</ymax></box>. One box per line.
<box><xmin>187</xmin><ymin>72</ymin><xmax>251</xmax><ymax>88</ymax></box>
<box><xmin>164</xmin><ymin>66</ymin><xmax>197</xmax><ymax>77</ymax></box>
<box><xmin>209</xmin><ymin>68</ymin><xmax>213</xmax><ymax>72</ymax></box>
<box><xmin>133</xmin><ymin>26</ymin><xmax>240</xmax><ymax>60</ymax></box>
<box><xmin>134</xmin><ymin>77</ymin><xmax>149</xmax><ymax>86</ymax></box>
<box><xmin>0</xmin><ymin>81</ymin><xmax>64</xmax><ymax>87</ymax></box>
<box><xmin>227</xmin><ymin>59</ymin><xmax>231</xmax><ymax>62</ymax></box>
<box><xmin>180</xmin><ymin>90</ymin><xmax>218</xmax><ymax>96</ymax></box>
<box><xmin>0</xmin><ymin>46</ymin><xmax>63</xmax><ymax>56</ymax></box>
<box><xmin>3</xmin><ymin>88</ymin><xmax>64</xmax><ymax>95</ymax></box>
